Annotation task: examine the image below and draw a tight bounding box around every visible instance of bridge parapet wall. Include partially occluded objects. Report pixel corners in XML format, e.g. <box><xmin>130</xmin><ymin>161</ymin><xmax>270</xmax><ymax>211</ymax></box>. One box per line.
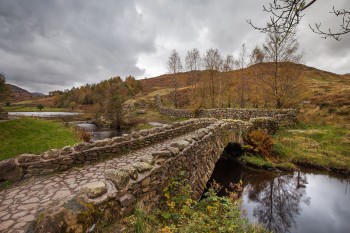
<box><xmin>28</xmin><ymin>118</ymin><xmax>270</xmax><ymax>232</ymax></box>
<box><xmin>0</xmin><ymin>118</ymin><xmax>216</xmax><ymax>182</ymax></box>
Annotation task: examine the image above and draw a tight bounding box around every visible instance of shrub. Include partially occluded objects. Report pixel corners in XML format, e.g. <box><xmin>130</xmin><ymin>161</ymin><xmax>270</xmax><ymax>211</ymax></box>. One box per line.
<box><xmin>244</xmin><ymin>130</ymin><xmax>274</xmax><ymax>160</ymax></box>
<box><xmin>76</xmin><ymin>129</ymin><xmax>91</xmax><ymax>142</ymax></box>
<box><xmin>36</xmin><ymin>104</ymin><xmax>44</xmax><ymax>111</ymax></box>
<box><xmin>128</xmin><ymin>175</ymin><xmax>267</xmax><ymax>233</ymax></box>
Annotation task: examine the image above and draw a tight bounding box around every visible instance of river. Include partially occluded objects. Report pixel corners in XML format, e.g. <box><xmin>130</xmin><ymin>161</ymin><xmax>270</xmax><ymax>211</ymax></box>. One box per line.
<box><xmin>207</xmin><ymin>158</ymin><xmax>350</xmax><ymax>233</ymax></box>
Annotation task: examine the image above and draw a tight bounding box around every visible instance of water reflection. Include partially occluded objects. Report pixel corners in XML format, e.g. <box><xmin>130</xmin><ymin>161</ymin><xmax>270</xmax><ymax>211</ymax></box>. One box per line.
<box><xmin>207</xmin><ymin>158</ymin><xmax>350</xmax><ymax>233</ymax></box>
<box><xmin>247</xmin><ymin>172</ymin><xmax>310</xmax><ymax>233</ymax></box>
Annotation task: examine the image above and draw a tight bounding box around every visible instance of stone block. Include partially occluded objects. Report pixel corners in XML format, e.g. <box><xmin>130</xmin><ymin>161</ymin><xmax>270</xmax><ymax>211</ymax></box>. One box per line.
<box><xmin>141</xmin><ymin>177</ymin><xmax>151</xmax><ymax>188</ymax></box>
<box><xmin>170</xmin><ymin>140</ymin><xmax>190</xmax><ymax>151</ymax></box>
<box><xmin>118</xmin><ymin>193</ymin><xmax>135</xmax><ymax>207</ymax></box>
<box><xmin>140</xmin><ymin>154</ymin><xmax>155</xmax><ymax>165</ymax></box>
<box><xmin>17</xmin><ymin>154</ymin><xmax>41</xmax><ymax>164</ymax></box>
<box><xmin>139</xmin><ymin>129</ymin><xmax>149</xmax><ymax>137</ymax></box>
<box><xmin>152</xmin><ymin>150</ymin><xmax>172</xmax><ymax>159</ymax></box>
<box><xmin>0</xmin><ymin>158</ymin><xmax>22</xmax><ymax>182</ymax></box>
<box><xmin>81</xmin><ymin>181</ymin><xmax>107</xmax><ymax>199</ymax></box>
<box><xmin>41</xmin><ymin>149</ymin><xmax>60</xmax><ymax>160</ymax></box>
<box><xmin>105</xmin><ymin>169</ymin><xmax>130</xmax><ymax>190</ymax></box>
<box><xmin>167</xmin><ymin>147</ymin><xmax>179</xmax><ymax>156</ymax></box>
<box><xmin>121</xmin><ymin>166</ymin><xmax>138</xmax><ymax>180</ymax></box>
<box><xmin>133</xmin><ymin>162</ymin><xmax>153</xmax><ymax>173</ymax></box>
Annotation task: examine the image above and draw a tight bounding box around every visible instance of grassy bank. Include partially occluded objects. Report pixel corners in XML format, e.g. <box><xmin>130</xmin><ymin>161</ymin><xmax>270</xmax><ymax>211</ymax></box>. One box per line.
<box><xmin>0</xmin><ymin>118</ymin><xmax>81</xmax><ymax>160</ymax></box>
<box><xmin>242</xmin><ymin>124</ymin><xmax>350</xmax><ymax>173</ymax></box>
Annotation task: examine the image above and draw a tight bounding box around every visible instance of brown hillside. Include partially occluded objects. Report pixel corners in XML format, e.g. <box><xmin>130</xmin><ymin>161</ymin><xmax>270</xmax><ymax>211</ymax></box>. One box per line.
<box><xmin>140</xmin><ymin>63</ymin><xmax>350</xmax><ymax>125</ymax></box>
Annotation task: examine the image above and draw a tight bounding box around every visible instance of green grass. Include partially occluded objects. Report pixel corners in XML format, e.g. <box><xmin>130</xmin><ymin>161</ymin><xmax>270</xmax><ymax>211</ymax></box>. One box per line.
<box><xmin>241</xmin><ymin>153</ymin><xmax>297</xmax><ymax>171</ymax></box>
<box><xmin>0</xmin><ymin>118</ymin><xmax>81</xmax><ymax>160</ymax></box>
<box><xmin>273</xmin><ymin>124</ymin><xmax>350</xmax><ymax>173</ymax></box>
<box><xmin>241</xmin><ymin>123</ymin><xmax>350</xmax><ymax>173</ymax></box>
<box><xmin>3</xmin><ymin>106</ymin><xmax>68</xmax><ymax>112</ymax></box>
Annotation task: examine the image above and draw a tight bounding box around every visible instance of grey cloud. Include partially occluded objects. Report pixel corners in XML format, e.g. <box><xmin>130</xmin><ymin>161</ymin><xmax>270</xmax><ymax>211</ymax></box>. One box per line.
<box><xmin>0</xmin><ymin>0</ymin><xmax>349</xmax><ymax>93</ymax></box>
<box><xmin>0</xmin><ymin>0</ymin><xmax>156</xmax><ymax>92</ymax></box>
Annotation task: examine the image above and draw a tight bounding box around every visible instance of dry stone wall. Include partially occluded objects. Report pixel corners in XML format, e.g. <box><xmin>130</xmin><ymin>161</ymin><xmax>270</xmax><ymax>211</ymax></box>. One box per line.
<box><xmin>0</xmin><ymin>118</ymin><xmax>216</xmax><ymax>182</ymax></box>
<box><xmin>28</xmin><ymin>119</ymin><xmax>255</xmax><ymax>233</ymax></box>
<box><xmin>155</xmin><ymin>95</ymin><xmax>297</xmax><ymax>124</ymax></box>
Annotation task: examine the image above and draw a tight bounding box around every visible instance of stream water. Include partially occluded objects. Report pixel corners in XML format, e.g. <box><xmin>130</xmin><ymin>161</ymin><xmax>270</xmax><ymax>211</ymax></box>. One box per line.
<box><xmin>207</xmin><ymin>158</ymin><xmax>350</xmax><ymax>233</ymax></box>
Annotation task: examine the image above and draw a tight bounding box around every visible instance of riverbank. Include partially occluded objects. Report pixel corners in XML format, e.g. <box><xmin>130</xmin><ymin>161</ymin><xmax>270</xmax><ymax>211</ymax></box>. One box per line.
<box><xmin>0</xmin><ymin>118</ymin><xmax>81</xmax><ymax>160</ymax></box>
<box><xmin>241</xmin><ymin>123</ymin><xmax>350</xmax><ymax>174</ymax></box>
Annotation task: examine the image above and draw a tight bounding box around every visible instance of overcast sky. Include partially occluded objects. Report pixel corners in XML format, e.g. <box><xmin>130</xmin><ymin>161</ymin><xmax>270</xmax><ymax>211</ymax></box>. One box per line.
<box><xmin>0</xmin><ymin>0</ymin><xmax>349</xmax><ymax>93</ymax></box>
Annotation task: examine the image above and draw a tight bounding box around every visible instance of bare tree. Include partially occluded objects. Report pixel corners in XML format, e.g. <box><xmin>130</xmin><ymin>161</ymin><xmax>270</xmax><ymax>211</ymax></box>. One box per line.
<box><xmin>260</xmin><ymin>30</ymin><xmax>303</xmax><ymax>108</ymax></box>
<box><xmin>185</xmin><ymin>48</ymin><xmax>201</xmax><ymax>92</ymax></box>
<box><xmin>203</xmin><ymin>48</ymin><xmax>222</xmax><ymax>108</ymax></box>
<box><xmin>222</xmin><ymin>54</ymin><xmax>235</xmax><ymax>72</ymax></box>
<box><xmin>185</xmin><ymin>48</ymin><xmax>201</xmax><ymax>71</ymax></box>
<box><xmin>248</xmin><ymin>0</ymin><xmax>350</xmax><ymax>41</ymax></box>
<box><xmin>250</xmin><ymin>45</ymin><xmax>265</xmax><ymax>65</ymax></box>
<box><xmin>220</xmin><ymin>55</ymin><xmax>235</xmax><ymax>108</ymax></box>
<box><xmin>167</xmin><ymin>49</ymin><xmax>183</xmax><ymax>108</ymax></box>
<box><xmin>235</xmin><ymin>44</ymin><xmax>249</xmax><ymax>108</ymax></box>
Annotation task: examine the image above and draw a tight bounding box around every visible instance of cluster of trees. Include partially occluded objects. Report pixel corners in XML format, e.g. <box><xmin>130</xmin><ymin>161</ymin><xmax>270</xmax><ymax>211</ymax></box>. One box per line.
<box><xmin>52</xmin><ymin>76</ymin><xmax>141</xmax><ymax>108</ymax></box>
<box><xmin>0</xmin><ymin>73</ymin><xmax>9</xmax><ymax>112</ymax></box>
<box><xmin>52</xmin><ymin>76</ymin><xmax>142</xmax><ymax>129</ymax></box>
<box><xmin>167</xmin><ymin>31</ymin><xmax>303</xmax><ymax>109</ymax></box>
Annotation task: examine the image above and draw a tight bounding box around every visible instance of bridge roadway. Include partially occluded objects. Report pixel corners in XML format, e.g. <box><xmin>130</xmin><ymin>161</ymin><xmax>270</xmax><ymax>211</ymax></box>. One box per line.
<box><xmin>0</xmin><ymin>130</ymin><xmax>200</xmax><ymax>233</ymax></box>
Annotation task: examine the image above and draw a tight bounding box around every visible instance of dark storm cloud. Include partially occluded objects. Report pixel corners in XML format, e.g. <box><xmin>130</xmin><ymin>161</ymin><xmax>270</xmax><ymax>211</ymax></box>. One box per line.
<box><xmin>0</xmin><ymin>0</ymin><xmax>349</xmax><ymax>93</ymax></box>
<box><xmin>0</xmin><ymin>0</ymin><xmax>156</xmax><ymax>92</ymax></box>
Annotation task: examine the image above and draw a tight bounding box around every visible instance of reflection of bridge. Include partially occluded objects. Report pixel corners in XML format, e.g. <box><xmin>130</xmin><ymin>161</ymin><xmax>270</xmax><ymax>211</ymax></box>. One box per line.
<box><xmin>0</xmin><ymin>115</ymin><xmax>290</xmax><ymax>232</ymax></box>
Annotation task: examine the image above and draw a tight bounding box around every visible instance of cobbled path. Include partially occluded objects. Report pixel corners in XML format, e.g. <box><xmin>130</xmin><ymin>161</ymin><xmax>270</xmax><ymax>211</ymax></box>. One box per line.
<box><xmin>0</xmin><ymin>132</ymin><xmax>196</xmax><ymax>233</ymax></box>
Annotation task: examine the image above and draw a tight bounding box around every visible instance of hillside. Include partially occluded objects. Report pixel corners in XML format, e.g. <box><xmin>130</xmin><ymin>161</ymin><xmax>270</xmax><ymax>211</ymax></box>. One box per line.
<box><xmin>6</xmin><ymin>84</ymin><xmax>45</xmax><ymax>102</ymax></box>
<box><xmin>139</xmin><ymin>63</ymin><xmax>350</xmax><ymax>125</ymax></box>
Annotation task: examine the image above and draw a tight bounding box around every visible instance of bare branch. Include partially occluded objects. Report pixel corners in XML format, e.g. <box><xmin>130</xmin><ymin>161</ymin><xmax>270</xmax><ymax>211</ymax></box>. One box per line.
<box><xmin>309</xmin><ymin>7</ymin><xmax>350</xmax><ymax>41</ymax></box>
<box><xmin>248</xmin><ymin>0</ymin><xmax>350</xmax><ymax>41</ymax></box>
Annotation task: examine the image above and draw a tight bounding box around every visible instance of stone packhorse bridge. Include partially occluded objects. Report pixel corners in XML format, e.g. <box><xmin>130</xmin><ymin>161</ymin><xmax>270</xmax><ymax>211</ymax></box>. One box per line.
<box><xmin>0</xmin><ymin>113</ymin><xmax>292</xmax><ymax>232</ymax></box>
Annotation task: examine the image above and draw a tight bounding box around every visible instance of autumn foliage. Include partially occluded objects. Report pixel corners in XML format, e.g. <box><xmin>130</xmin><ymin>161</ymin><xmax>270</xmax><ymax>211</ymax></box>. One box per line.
<box><xmin>244</xmin><ymin>130</ymin><xmax>274</xmax><ymax>160</ymax></box>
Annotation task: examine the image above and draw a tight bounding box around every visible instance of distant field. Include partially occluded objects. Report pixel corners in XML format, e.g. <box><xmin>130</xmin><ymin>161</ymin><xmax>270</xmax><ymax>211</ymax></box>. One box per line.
<box><xmin>0</xmin><ymin>118</ymin><xmax>81</xmax><ymax>160</ymax></box>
